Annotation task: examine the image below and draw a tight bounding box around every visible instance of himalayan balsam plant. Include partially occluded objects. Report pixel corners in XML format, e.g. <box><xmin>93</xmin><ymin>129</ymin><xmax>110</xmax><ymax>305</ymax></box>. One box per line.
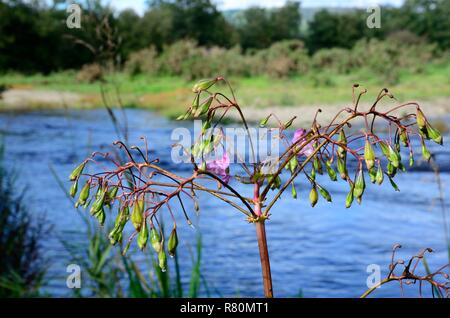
<box><xmin>69</xmin><ymin>77</ymin><xmax>444</xmax><ymax>297</ymax></box>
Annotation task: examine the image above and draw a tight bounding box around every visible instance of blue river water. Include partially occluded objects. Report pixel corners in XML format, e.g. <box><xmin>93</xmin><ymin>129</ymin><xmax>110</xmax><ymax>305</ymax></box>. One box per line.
<box><xmin>0</xmin><ymin>108</ymin><xmax>448</xmax><ymax>298</ymax></box>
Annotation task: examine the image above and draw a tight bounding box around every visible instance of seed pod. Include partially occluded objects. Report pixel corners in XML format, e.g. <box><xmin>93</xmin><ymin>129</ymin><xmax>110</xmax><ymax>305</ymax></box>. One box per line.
<box><xmin>422</xmin><ymin>142</ymin><xmax>431</xmax><ymax>162</ymax></box>
<box><xmin>131</xmin><ymin>197</ymin><xmax>145</xmax><ymax>232</ymax></box>
<box><xmin>337</xmin><ymin>130</ymin><xmax>347</xmax><ymax>159</ymax></box>
<box><xmin>427</xmin><ymin>124</ymin><xmax>443</xmax><ymax>145</ymax></box>
<box><xmin>379</xmin><ymin>141</ymin><xmax>390</xmax><ymax>158</ymax></box>
<box><xmin>337</xmin><ymin>156</ymin><xmax>347</xmax><ymax>180</ymax></box>
<box><xmin>399</xmin><ymin>129</ymin><xmax>409</xmax><ymax>146</ymax></box>
<box><xmin>168</xmin><ymin>227</ymin><xmax>178</xmax><ymax>257</ymax></box>
<box><xmin>409</xmin><ymin>153</ymin><xmax>414</xmax><ymax>167</ymax></box>
<box><xmin>192</xmin><ymin>78</ymin><xmax>217</xmax><ymax>93</ymax></box>
<box><xmin>201</xmin><ymin>120</ymin><xmax>211</xmax><ymax>134</ymax></box>
<box><xmin>386</xmin><ymin>162</ymin><xmax>397</xmax><ymax>178</ymax></box>
<box><xmin>345</xmin><ymin>186</ymin><xmax>354</xmax><ymax>208</ymax></box>
<box><xmin>317</xmin><ymin>185</ymin><xmax>332</xmax><ymax>202</ymax></box>
<box><xmin>309</xmin><ymin>186</ymin><xmax>318</xmax><ymax>207</ymax></box>
<box><xmin>283</xmin><ymin>117</ymin><xmax>296</xmax><ymax>129</ymax></box>
<box><xmin>196</xmin><ymin>97</ymin><xmax>213</xmax><ymax>117</ymax></box>
<box><xmin>191</xmin><ymin>94</ymin><xmax>200</xmax><ymax>111</ymax></box>
<box><xmin>78</xmin><ymin>182</ymin><xmax>90</xmax><ymax>205</ymax></box>
<box><xmin>288</xmin><ymin>156</ymin><xmax>299</xmax><ymax>174</ymax></box>
<box><xmin>313</xmin><ymin>157</ymin><xmax>323</xmax><ymax>175</ymax></box>
<box><xmin>137</xmin><ymin>219</ymin><xmax>149</xmax><ymax>250</ymax></box>
<box><xmin>259</xmin><ymin>114</ymin><xmax>271</xmax><ymax>127</ymax></box>
<box><xmin>158</xmin><ymin>248</ymin><xmax>167</xmax><ymax>272</ymax></box>
<box><xmin>416</xmin><ymin>108</ymin><xmax>427</xmax><ymax>132</ymax></box>
<box><xmin>96</xmin><ymin>208</ymin><xmax>106</xmax><ymax>226</ymax></box>
<box><xmin>107</xmin><ymin>186</ymin><xmax>119</xmax><ymax>202</ymax></box>
<box><xmin>364</xmin><ymin>139</ymin><xmax>375</xmax><ymax>170</ymax></box>
<box><xmin>353</xmin><ymin>169</ymin><xmax>365</xmax><ymax>199</ymax></box>
<box><xmin>69</xmin><ymin>162</ymin><xmax>85</xmax><ymax>181</ymax></box>
<box><xmin>388</xmin><ymin>148</ymin><xmax>400</xmax><ymax>168</ymax></box>
<box><xmin>291</xmin><ymin>182</ymin><xmax>297</xmax><ymax>199</ymax></box>
<box><xmin>326</xmin><ymin>161</ymin><xmax>337</xmax><ymax>181</ymax></box>
<box><xmin>90</xmin><ymin>187</ymin><xmax>106</xmax><ymax>215</ymax></box>
<box><xmin>70</xmin><ymin>180</ymin><xmax>78</xmax><ymax>198</ymax></box>
<box><xmin>368</xmin><ymin>167</ymin><xmax>377</xmax><ymax>184</ymax></box>
<box><xmin>310</xmin><ymin>167</ymin><xmax>316</xmax><ymax>180</ymax></box>
<box><xmin>150</xmin><ymin>226</ymin><xmax>162</xmax><ymax>253</ymax></box>
<box><xmin>375</xmin><ymin>163</ymin><xmax>384</xmax><ymax>185</ymax></box>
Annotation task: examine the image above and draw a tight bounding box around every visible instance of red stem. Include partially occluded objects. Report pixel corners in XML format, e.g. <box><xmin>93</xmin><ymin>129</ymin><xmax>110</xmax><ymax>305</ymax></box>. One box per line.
<box><xmin>254</xmin><ymin>183</ymin><xmax>274</xmax><ymax>298</ymax></box>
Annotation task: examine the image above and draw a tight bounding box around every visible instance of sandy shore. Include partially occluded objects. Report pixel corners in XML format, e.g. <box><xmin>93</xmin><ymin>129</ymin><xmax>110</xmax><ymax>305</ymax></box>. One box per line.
<box><xmin>1</xmin><ymin>88</ymin><xmax>449</xmax><ymax>127</ymax></box>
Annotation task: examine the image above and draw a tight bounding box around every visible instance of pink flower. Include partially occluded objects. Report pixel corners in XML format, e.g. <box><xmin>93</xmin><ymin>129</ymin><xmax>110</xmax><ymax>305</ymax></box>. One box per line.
<box><xmin>206</xmin><ymin>152</ymin><xmax>231</xmax><ymax>184</ymax></box>
<box><xmin>292</xmin><ymin>128</ymin><xmax>314</xmax><ymax>157</ymax></box>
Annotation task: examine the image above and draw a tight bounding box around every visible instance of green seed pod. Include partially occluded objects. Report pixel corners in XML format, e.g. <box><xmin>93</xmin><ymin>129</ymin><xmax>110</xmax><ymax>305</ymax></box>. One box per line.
<box><xmin>337</xmin><ymin>130</ymin><xmax>347</xmax><ymax>159</ymax></box>
<box><xmin>90</xmin><ymin>187</ymin><xmax>106</xmax><ymax>215</ymax></box>
<box><xmin>313</xmin><ymin>157</ymin><xmax>323</xmax><ymax>175</ymax></box>
<box><xmin>309</xmin><ymin>186</ymin><xmax>318</xmax><ymax>207</ymax></box>
<box><xmin>137</xmin><ymin>219</ymin><xmax>149</xmax><ymax>250</ymax></box>
<box><xmin>337</xmin><ymin>156</ymin><xmax>347</xmax><ymax>180</ymax></box>
<box><xmin>201</xmin><ymin>120</ymin><xmax>211</xmax><ymax>134</ymax></box>
<box><xmin>375</xmin><ymin>163</ymin><xmax>384</xmax><ymax>185</ymax></box>
<box><xmin>379</xmin><ymin>141</ymin><xmax>390</xmax><ymax>158</ymax></box>
<box><xmin>368</xmin><ymin>167</ymin><xmax>377</xmax><ymax>184</ymax></box>
<box><xmin>427</xmin><ymin>124</ymin><xmax>443</xmax><ymax>145</ymax></box>
<box><xmin>317</xmin><ymin>185</ymin><xmax>332</xmax><ymax>202</ymax></box>
<box><xmin>386</xmin><ymin>162</ymin><xmax>397</xmax><ymax>178</ymax></box>
<box><xmin>364</xmin><ymin>139</ymin><xmax>375</xmax><ymax>170</ymax></box>
<box><xmin>191</xmin><ymin>94</ymin><xmax>200</xmax><ymax>111</ymax></box>
<box><xmin>422</xmin><ymin>142</ymin><xmax>431</xmax><ymax>162</ymax></box>
<box><xmin>399</xmin><ymin>129</ymin><xmax>409</xmax><ymax>147</ymax></box>
<box><xmin>158</xmin><ymin>248</ymin><xmax>167</xmax><ymax>272</ymax></box>
<box><xmin>131</xmin><ymin>197</ymin><xmax>145</xmax><ymax>232</ymax></box>
<box><xmin>353</xmin><ymin>170</ymin><xmax>365</xmax><ymax>199</ymax></box>
<box><xmin>388</xmin><ymin>148</ymin><xmax>400</xmax><ymax>168</ymax></box>
<box><xmin>78</xmin><ymin>182</ymin><xmax>90</xmax><ymax>205</ymax></box>
<box><xmin>168</xmin><ymin>227</ymin><xmax>178</xmax><ymax>257</ymax></box>
<box><xmin>192</xmin><ymin>78</ymin><xmax>217</xmax><ymax>93</ymax></box>
<box><xmin>196</xmin><ymin>97</ymin><xmax>213</xmax><ymax>117</ymax></box>
<box><xmin>288</xmin><ymin>156</ymin><xmax>299</xmax><ymax>174</ymax></box>
<box><xmin>291</xmin><ymin>182</ymin><xmax>297</xmax><ymax>199</ymax></box>
<box><xmin>416</xmin><ymin>108</ymin><xmax>427</xmax><ymax>131</ymax></box>
<box><xmin>259</xmin><ymin>114</ymin><xmax>271</xmax><ymax>128</ymax></box>
<box><xmin>326</xmin><ymin>161</ymin><xmax>337</xmax><ymax>182</ymax></box>
<box><xmin>70</xmin><ymin>180</ymin><xmax>78</xmax><ymax>198</ymax></box>
<box><xmin>310</xmin><ymin>167</ymin><xmax>316</xmax><ymax>180</ymax></box>
<box><xmin>69</xmin><ymin>162</ymin><xmax>85</xmax><ymax>181</ymax></box>
<box><xmin>150</xmin><ymin>226</ymin><xmax>162</xmax><ymax>253</ymax></box>
<box><xmin>96</xmin><ymin>208</ymin><xmax>106</xmax><ymax>226</ymax></box>
<box><xmin>345</xmin><ymin>186</ymin><xmax>354</xmax><ymax>208</ymax></box>
<box><xmin>107</xmin><ymin>186</ymin><xmax>119</xmax><ymax>201</ymax></box>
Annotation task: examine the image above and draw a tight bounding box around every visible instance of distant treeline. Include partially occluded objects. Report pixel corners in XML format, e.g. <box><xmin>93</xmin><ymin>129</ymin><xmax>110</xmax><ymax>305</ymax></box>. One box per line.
<box><xmin>1</xmin><ymin>0</ymin><xmax>450</xmax><ymax>73</ymax></box>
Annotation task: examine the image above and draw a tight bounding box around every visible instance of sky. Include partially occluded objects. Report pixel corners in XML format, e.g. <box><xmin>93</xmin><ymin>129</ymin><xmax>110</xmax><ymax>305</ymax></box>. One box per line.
<box><xmin>107</xmin><ymin>0</ymin><xmax>404</xmax><ymax>14</ymax></box>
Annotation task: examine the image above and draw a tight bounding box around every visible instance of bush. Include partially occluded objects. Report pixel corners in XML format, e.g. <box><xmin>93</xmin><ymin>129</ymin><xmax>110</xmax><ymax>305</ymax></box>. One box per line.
<box><xmin>351</xmin><ymin>37</ymin><xmax>436</xmax><ymax>84</ymax></box>
<box><xmin>124</xmin><ymin>46</ymin><xmax>159</xmax><ymax>76</ymax></box>
<box><xmin>76</xmin><ymin>63</ymin><xmax>103</xmax><ymax>83</ymax></box>
<box><xmin>311</xmin><ymin>48</ymin><xmax>354</xmax><ymax>74</ymax></box>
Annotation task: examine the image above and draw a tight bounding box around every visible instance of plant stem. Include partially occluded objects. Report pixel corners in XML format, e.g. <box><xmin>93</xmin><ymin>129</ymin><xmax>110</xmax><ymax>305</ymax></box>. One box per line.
<box><xmin>255</xmin><ymin>221</ymin><xmax>273</xmax><ymax>298</ymax></box>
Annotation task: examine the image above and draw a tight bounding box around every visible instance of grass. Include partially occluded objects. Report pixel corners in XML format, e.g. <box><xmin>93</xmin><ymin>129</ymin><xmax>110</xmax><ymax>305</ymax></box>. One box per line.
<box><xmin>1</xmin><ymin>59</ymin><xmax>450</xmax><ymax>118</ymax></box>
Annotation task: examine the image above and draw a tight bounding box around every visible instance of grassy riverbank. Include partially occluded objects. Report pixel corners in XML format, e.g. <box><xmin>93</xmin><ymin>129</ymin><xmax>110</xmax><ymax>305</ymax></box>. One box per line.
<box><xmin>1</xmin><ymin>58</ymin><xmax>450</xmax><ymax>120</ymax></box>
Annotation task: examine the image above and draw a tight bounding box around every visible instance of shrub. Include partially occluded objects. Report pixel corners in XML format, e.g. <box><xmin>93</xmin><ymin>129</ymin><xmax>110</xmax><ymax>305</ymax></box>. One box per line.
<box><xmin>76</xmin><ymin>63</ymin><xmax>103</xmax><ymax>83</ymax></box>
<box><xmin>311</xmin><ymin>48</ymin><xmax>354</xmax><ymax>74</ymax></box>
<box><xmin>124</xmin><ymin>46</ymin><xmax>159</xmax><ymax>76</ymax></box>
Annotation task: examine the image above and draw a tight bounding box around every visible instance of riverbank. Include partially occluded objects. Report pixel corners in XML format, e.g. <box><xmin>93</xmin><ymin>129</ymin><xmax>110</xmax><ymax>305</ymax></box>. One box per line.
<box><xmin>1</xmin><ymin>66</ymin><xmax>450</xmax><ymax>126</ymax></box>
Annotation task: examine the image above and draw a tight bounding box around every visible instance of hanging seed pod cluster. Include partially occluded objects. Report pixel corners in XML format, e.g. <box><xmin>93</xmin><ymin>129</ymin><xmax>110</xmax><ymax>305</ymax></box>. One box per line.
<box><xmin>69</xmin><ymin>78</ymin><xmax>444</xmax><ymax>296</ymax></box>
